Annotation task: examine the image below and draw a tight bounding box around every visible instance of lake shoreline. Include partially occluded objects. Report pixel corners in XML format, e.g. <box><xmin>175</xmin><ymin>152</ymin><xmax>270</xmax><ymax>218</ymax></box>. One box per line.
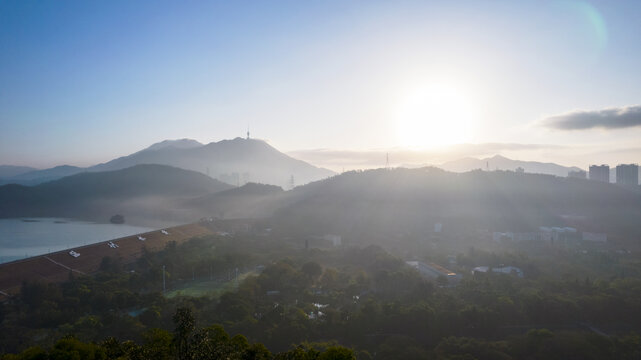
<box><xmin>0</xmin><ymin>218</ymin><xmax>156</xmax><ymax>264</ymax></box>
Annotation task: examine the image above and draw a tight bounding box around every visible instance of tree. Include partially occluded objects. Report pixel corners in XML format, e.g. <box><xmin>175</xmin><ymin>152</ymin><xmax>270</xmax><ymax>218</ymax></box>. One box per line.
<box><xmin>141</xmin><ymin>328</ymin><xmax>173</xmax><ymax>360</ymax></box>
<box><xmin>302</xmin><ymin>262</ymin><xmax>322</xmax><ymax>282</ymax></box>
<box><xmin>173</xmin><ymin>307</ymin><xmax>195</xmax><ymax>360</ymax></box>
<box><xmin>317</xmin><ymin>346</ymin><xmax>356</xmax><ymax>360</ymax></box>
<box><xmin>110</xmin><ymin>214</ymin><xmax>125</xmax><ymax>224</ymax></box>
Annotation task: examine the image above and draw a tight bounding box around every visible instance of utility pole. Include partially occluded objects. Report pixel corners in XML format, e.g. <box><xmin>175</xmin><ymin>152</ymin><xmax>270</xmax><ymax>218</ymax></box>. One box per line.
<box><xmin>162</xmin><ymin>265</ymin><xmax>166</xmax><ymax>293</ymax></box>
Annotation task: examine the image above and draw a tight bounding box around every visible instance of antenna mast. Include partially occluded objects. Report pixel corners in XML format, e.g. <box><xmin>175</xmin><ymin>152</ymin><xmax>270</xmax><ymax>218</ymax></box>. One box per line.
<box><xmin>386</xmin><ymin>153</ymin><xmax>390</xmax><ymax>169</ymax></box>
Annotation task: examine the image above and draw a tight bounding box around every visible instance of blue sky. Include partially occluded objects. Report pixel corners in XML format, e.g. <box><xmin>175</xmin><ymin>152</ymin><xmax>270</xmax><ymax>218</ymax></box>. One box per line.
<box><xmin>1</xmin><ymin>0</ymin><xmax>640</xmax><ymax>169</ymax></box>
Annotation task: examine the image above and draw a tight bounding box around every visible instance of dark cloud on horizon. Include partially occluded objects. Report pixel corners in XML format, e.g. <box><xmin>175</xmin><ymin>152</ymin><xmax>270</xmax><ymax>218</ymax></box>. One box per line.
<box><xmin>543</xmin><ymin>105</ymin><xmax>641</xmax><ymax>130</ymax></box>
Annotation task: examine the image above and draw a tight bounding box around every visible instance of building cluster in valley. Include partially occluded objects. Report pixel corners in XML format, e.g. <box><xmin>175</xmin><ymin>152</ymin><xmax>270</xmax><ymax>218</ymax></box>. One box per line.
<box><xmin>493</xmin><ymin>226</ymin><xmax>607</xmax><ymax>245</ymax></box>
<box><xmin>569</xmin><ymin>163</ymin><xmax>639</xmax><ymax>186</ymax></box>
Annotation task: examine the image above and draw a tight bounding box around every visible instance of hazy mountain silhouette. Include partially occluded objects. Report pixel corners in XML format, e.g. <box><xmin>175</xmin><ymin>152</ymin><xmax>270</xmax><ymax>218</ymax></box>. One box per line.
<box><xmin>1</xmin><ymin>165</ymin><xmax>85</xmax><ymax>186</ymax></box>
<box><xmin>90</xmin><ymin>138</ymin><xmax>334</xmax><ymax>188</ymax></box>
<box><xmin>186</xmin><ymin>182</ymin><xmax>284</xmax><ymax>219</ymax></box>
<box><xmin>143</xmin><ymin>138</ymin><xmax>204</xmax><ymax>151</ymax></box>
<box><xmin>439</xmin><ymin>155</ymin><xmax>582</xmax><ymax>177</ymax></box>
<box><xmin>4</xmin><ymin>163</ymin><xmax>638</xmax><ymax>235</ymax></box>
<box><xmin>189</xmin><ymin>168</ymin><xmax>641</xmax><ymax>241</ymax></box>
<box><xmin>1</xmin><ymin>138</ymin><xmax>334</xmax><ymax>188</ymax></box>
<box><xmin>0</xmin><ymin>164</ymin><xmax>232</xmax><ymax>225</ymax></box>
<box><xmin>0</xmin><ymin>165</ymin><xmax>38</xmax><ymax>178</ymax></box>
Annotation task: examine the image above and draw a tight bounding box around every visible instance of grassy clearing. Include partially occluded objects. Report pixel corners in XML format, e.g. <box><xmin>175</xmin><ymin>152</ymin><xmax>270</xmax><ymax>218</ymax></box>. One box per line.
<box><xmin>164</xmin><ymin>271</ymin><xmax>255</xmax><ymax>298</ymax></box>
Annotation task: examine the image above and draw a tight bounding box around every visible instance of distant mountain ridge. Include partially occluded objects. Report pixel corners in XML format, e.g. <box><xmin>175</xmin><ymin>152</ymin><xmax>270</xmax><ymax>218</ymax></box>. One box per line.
<box><xmin>143</xmin><ymin>138</ymin><xmax>203</xmax><ymax>151</ymax></box>
<box><xmin>90</xmin><ymin>137</ymin><xmax>335</xmax><ymax>188</ymax></box>
<box><xmin>0</xmin><ymin>164</ymin><xmax>232</xmax><ymax>225</ymax></box>
<box><xmin>0</xmin><ymin>165</ymin><xmax>38</xmax><ymax>178</ymax></box>
<box><xmin>185</xmin><ymin>167</ymin><xmax>641</xmax><ymax>242</ymax></box>
<box><xmin>439</xmin><ymin>155</ymin><xmax>582</xmax><ymax>177</ymax></box>
<box><xmin>0</xmin><ymin>138</ymin><xmax>335</xmax><ymax>188</ymax></box>
<box><xmin>2</xmin><ymin>165</ymin><xmax>85</xmax><ymax>186</ymax></box>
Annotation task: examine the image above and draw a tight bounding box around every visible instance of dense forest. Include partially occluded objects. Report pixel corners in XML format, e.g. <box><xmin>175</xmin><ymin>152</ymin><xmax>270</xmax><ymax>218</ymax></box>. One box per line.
<box><xmin>2</xmin><ymin>231</ymin><xmax>641</xmax><ymax>359</ymax></box>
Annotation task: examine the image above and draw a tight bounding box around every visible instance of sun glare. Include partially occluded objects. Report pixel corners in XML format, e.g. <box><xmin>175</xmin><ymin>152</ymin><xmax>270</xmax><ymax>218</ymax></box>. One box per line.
<box><xmin>395</xmin><ymin>83</ymin><xmax>479</xmax><ymax>148</ymax></box>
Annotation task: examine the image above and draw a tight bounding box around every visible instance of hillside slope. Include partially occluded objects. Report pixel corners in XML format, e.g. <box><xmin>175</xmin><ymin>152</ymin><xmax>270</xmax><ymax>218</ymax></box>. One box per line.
<box><xmin>0</xmin><ymin>164</ymin><xmax>233</xmax><ymax>225</ymax></box>
<box><xmin>187</xmin><ymin>182</ymin><xmax>284</xmax><ymax>219</ymax></box>
<box><xmin>0</xmin><ymin>165</ymin><xmax>38</xmax><ymax>178</ymax></box>
<box><xmin>189</xmin><ymin>167</ymin><xmax>641</xmax><ymax>241</ymax></box>
<box><xmin>272</xmin><ymin>168</ymin><xmax>641</xmax><ymax>237</ymax></box>
<box><xmin>0</xmin><ymin>165</ymin><xmax>85</xmax><ymax>186</ymax></box>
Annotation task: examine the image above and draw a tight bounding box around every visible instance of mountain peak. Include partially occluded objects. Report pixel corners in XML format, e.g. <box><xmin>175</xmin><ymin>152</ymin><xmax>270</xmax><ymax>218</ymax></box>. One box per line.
<box><xmin>145</xmin><ymin>138</ymin><xmax>203</xmax><ymax>152</ymax></box>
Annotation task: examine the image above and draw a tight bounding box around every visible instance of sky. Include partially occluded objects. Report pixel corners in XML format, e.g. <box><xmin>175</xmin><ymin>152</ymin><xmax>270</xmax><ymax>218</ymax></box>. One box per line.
<box><xmin>1</xmin><ymin>0</ymin><xmax>640</xmax><ymax>170</ymax></box>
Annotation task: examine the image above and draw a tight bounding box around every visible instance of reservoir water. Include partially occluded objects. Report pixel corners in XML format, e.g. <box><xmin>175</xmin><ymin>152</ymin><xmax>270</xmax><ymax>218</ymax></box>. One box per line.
<box><xmin>0</xmin><ymin>218</ymin><xmax>153</xmax><ymax>264</ymax></box>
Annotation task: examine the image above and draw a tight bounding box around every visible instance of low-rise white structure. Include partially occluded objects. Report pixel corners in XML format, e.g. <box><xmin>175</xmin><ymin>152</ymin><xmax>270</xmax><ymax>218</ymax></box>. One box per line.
<box><xmin>539</xmin><ymin>226</ymin><xmax>577</xmax><ymax>242</ymax></box>
<box><xmin>493</xmin><ymin>232</ymin><xmax>538</xmax><ymax>242</ymax></box>
<box><xmin>323</xmin><ymin>234</ymin><xmax>342</xmax><ymax>246</ymax></box>
<box><xmin>472</xmin><ymin>265</ymin><xmax>524</xmax><ymax>278</ymax></box>
<box><xmin>582</xmin><ymin>232</ymin><xmax>607</xmax><ymax>243</ymax></box>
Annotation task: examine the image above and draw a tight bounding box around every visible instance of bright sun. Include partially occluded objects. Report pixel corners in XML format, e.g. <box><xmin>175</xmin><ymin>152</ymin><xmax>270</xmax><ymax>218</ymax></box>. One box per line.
<box><xmin>395</xmin><ymin>83</ymin><xmax>479</xmax><ymax>148</ymax></box>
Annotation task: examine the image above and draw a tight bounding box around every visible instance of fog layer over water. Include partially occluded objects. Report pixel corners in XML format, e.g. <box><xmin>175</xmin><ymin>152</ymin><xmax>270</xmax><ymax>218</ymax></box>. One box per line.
<box><xmin>0</xmin><ymin>218</ymin><xmax>153</xmax><ymax>263</ymax></box>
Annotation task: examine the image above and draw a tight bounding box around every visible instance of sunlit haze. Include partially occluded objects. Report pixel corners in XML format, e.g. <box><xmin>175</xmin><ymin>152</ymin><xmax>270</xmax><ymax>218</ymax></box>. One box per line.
<box><xmin>1</xmin><ymin>0</ymin><xmax>641</xmax><ymax>170</ymax></box>
<box><xmin>395</xmin><ymin>81</ymin><xmax>479</xmax><ymax>148</ymax></box>
<box><xmin>3</xmin><ymin>2</ymin><xmax>641</xmax><ymax>357</ymax></box>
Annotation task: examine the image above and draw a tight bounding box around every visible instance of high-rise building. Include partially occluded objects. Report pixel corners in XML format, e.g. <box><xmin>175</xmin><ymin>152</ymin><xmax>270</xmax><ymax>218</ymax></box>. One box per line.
<box><xmin>589</xmin><ymin>165</ymin><xmax>610</xmax><ymax>183</ymax></box>
<box><xmin>616</xmin><ymin>164</ymin><xmax>639</xmax><ymax>186</ymax></box>
<box><xmin>568</xmin><ymin>170</ymin><xmax>587</xmax><ymax>179</ymax></box>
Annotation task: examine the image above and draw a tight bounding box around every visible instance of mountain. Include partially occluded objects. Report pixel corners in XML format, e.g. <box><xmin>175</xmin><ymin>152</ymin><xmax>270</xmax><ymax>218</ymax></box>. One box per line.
<box><xmin>0</xmin><ymin>165</ymin><xmax>85</xmax><ymax>186</ymax></box>
<box><xmin>1</xmin><ymin>138</ymin><xmax>335</xmax><ymax>188</ymax></box>
<box><xmin>143</xmin><ymin>138</ymin><xmax>203</xmax><ymax>151</ymax></box>
<box><xmin>0</xmin><ymin>164</ymin><xmax>232</xmax><ymax>225</ymax></box>
<box><xmin>187</xmin><ymin>182</ymin><xmax>284</xmax><ymax>219</ymax></box>
<box><xmin>89</xmin><ymin>137</ymin><xmax>334</xmax><ymax>188</ymax></box>
<box><xmin>0</xmin><ymin>165</ymin><xmax>38</xmax><ymax>178</ymax></box>
<box><xmin>189</xmin><ymin>167</ymin><xmax>641</xmax><ymax>242</ymax></box>
<box><xmin>439</xmin><ymin>155</ymin><xmax>582</xmax><ymax>177</ymax></box>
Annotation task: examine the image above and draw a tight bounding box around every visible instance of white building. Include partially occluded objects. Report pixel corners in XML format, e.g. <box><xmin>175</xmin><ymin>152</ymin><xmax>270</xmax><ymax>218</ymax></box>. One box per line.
<box><xmin>539</xmin><ymin>226</ymin><xmax>577</xmax><ymax>242</ymax></box>
<box><xmin>582</xmin><ymin>232</ymin><xmax>607</xmax><ymax>243</ymax></box>
<box><xmin>472</xmin><ymin>265</ymin><xmax>524</xmax><ymax>278</ymax></box>
<box><xmin>323</xmin><ymin>234</ymin><xmax>342</xmax><ymax>246</ymax></box>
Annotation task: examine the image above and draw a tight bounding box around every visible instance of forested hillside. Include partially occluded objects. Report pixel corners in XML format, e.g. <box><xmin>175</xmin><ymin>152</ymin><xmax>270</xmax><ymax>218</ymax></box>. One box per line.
<box><xmin>2</xmin><ymin>229</ymin><xmax>641</xmax><ymax>359</ymax></box>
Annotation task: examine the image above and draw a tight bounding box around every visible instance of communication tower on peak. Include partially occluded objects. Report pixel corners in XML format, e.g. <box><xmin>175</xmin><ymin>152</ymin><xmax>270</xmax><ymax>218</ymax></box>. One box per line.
<box><xmin>386</xmin><ymin>153</ymin><xmax>390</xmax><ymax>169</ymax></box>
<box><xmin>246</xmin><ymin>126</ymin><xmax>250</xmax><ymax>140</ymax></box>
